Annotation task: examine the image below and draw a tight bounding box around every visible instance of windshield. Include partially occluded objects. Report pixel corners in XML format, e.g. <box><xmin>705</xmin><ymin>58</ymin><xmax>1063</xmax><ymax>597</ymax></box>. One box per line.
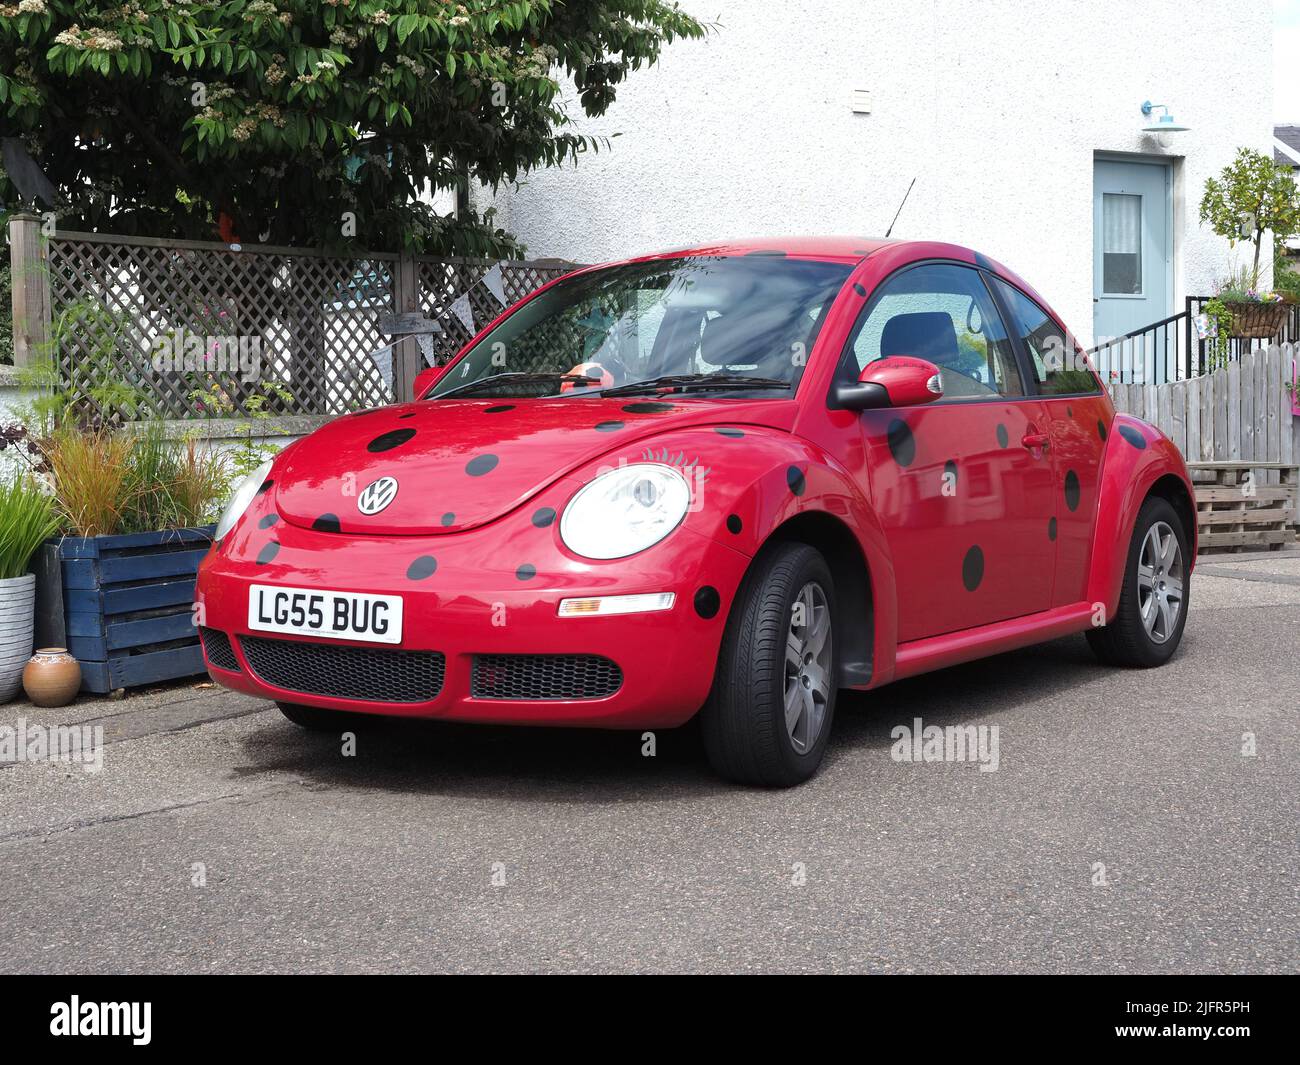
<box><xmin>428</xmin><ymin>255</ymin><xmax>852</xmax><ymax>399</ymax></box>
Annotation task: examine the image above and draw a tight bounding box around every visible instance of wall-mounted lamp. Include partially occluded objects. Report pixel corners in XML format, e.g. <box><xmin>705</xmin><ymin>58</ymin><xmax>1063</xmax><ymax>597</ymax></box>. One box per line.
<box><xmin>1140</xmin><ymin>100</ymin><xmax>1189</xmax><ymax>134</ymax></box>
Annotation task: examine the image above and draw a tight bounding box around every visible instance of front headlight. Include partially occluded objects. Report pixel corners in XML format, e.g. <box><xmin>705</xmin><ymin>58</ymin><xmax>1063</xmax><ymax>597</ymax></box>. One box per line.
<box><xmin>214</xmin><ymin>459</ymin><xmax>274</xmax><ymax>541</ymax></box>
<box><xmin>560</xmin><ymin>463</ymin><xmax>691</xmax><ymax>559</ymax></box>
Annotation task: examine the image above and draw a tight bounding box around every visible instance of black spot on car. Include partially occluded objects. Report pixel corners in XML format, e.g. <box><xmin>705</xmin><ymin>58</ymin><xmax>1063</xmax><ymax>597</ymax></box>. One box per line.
<box><xmin>694</xmin><ymin>586</ymin><xmax>721</xmax><ymax>619</ymax></box>
<box><xmin>257</xmin><ymin>479</ymin><xmax>273</xmax><ymax>494</ymax></box>
<box><xmin>516</xmin><ymin>564</ymin><xmax>537</xmax><ymax>581</ymax></box>
<box><xmin>595</xmin><ymin>420</ymin><xmax>624</xmax><ymax>432</ymax></box>
<box><xmin>944</xmin><ymin>459</ymin><xmax>958</xmax><ymax>487</ymax></box>
<box><xmin>406</xmin><ymin>556</ymin><xmax>437</xmax><ymax>580</ymax></box>
<box><xmin>1118</xmin><ymin>424</ymin><xmax>1147</xmax><ymax>450</ymax></box>
<box><xmin>367</xmin><ymin>428</ymin><xmax>416</xmax><ymax>453</ymax></box>
<box><xmin>962</xmin><ymin>545</ymin><xmax>984</xmax><ymax>591</ymax></box>
<box><xmin>532</xmin><ymin>507</ymin><xmax>556</xmax><ymax>528</ymax></box>
<box><xmin>996</xmin><ymin>423</ymin><xmax>1009</xmax><ymax>449</ymax></box>
<box><xmin>726</xmin><ymin>514</ymin><xmax>743</xmax><ymax>534</ymax></box>
<box><xmin>466</xmin><ymin>454</ymin><xmax>499</xmax><ymax>476</ymax></box>
<box><xmin>715</xmin><ymin>427</ymin><xmax>745</xmax><ymax>438</ymax></box>
<box><xmin>398</xmin><ymin>411</ymin><xmax>417</xmax><ymax>419</ymax></box>
<box><xmin>853</xmin><ymin>283</ymin><xmax>867</xmax><ymax>296</ymax></box>
<box><xmin>1064</xmin><ymin>470</ymin><xmax>1081</xmax><ymax>511</ymax></box>
<box><xmin>1066</xmin><ymin>406</ymin><xmax>1073</xmax><ymax>418</ymax></box>
<box><xmin>786</xmin><ymin>466</ymin><xmax>806</xmax><ymax>496</ymax></box>
<box><xmin>256</xmin><ymin>541</ymin><xmax>280</xmax><ymax>566</ymax></box>
<box><xmin>1048</xmin><ymin>517</ymin><xmax>1057</xmax><ymax>541</ymax></box>
<box><xmin>312</xmin><ymin>513</ymin><xmax>341</xmax><ymax>533</ymax></box>
<box><xmin>623</xmin><ymin>402</ymin><xmax>673</xmax><ymax>413</ymax></box>
<box><xmin>887</xmin><ymin>419</ymin><xmax>916</xmax><ymax>466</ymax></box>
<box><xmin>441</xmin><ymin>512</ymin><xmax>455</xmax><ymax>526</ymax></box>
<box><xmin>485</xmin><ymin>404</ymin><xmax>514</xmax><ymax>414</ymax></box>
<box><xmin>258</xmin><ymin>514</ymin><xmax>279</xmax><ymax>529</ymax></box>
<box><xmin>1098</xmin><ymin>419</ymin><xmax>1108</xmax><ymax>441</ymax></box>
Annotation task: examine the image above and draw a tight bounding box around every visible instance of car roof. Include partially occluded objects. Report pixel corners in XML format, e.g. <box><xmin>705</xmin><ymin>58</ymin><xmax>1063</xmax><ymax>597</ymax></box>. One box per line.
<box><xmin>625</xmin><ymin>236</ymin><xmax>896</xmax><ymax>263</ymax></box>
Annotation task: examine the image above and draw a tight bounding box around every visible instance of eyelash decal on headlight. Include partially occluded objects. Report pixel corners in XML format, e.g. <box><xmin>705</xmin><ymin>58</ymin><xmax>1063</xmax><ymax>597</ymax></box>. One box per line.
<box><xmin>639</xmin><ymin>446</ymin><xmax>710</xmax><ymax>482</ymax></box>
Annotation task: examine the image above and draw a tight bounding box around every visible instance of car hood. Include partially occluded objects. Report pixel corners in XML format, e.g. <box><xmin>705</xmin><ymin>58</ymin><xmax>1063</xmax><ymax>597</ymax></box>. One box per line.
<box><xmin>272</xmin><ymin>396</ymin><xmax>794</xmax><ymax>535</ymax></box>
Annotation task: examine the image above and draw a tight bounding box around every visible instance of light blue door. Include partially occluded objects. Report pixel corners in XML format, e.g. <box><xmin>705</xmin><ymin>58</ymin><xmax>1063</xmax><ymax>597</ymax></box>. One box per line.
<box><xmin>1093</xmin><ymin>159</ymin><xmax>1171</xmax><ymax>381</ymax></box>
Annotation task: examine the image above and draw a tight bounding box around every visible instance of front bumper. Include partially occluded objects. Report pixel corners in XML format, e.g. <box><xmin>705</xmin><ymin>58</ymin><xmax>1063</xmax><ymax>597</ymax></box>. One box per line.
<box><xmin>196</xmin><ymin>481</ymin><xmax>750</xmax><ymax>729</ymax></box>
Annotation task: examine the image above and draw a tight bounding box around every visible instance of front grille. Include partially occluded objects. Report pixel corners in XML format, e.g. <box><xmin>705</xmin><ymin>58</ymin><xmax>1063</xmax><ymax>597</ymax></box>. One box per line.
<box><xmin>239</xmin><ymin>635</ymin><xmax>445</xmax><ymax>703</ymax></box>
<box><xmin>200</xmin><ymin>628</ymin><xmax>240</xmax><ymax>672</ymax></box>
<box><xmin>471</xmin><ymin>654</ymin><xmax>623</xmax><ymax>700</ymax></box>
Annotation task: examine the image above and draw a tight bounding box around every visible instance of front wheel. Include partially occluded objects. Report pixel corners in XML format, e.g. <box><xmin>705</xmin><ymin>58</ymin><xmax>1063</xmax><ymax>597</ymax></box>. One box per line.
<box><xmin>1087</xmin><ymin>496</ymin><xmax>1190</xmax><ymax>667</ymax></box>
<box><xmin>701</xmin><ymin>542</ymin><xmax>838</xmax><ymax>787</ymax></box>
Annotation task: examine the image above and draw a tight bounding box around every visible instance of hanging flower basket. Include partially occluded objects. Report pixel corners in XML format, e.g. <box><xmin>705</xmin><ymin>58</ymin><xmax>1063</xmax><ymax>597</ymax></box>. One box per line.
<box><xmin>1223</xmin><ymin>300</ymin><xmax>1290</xmax><ymax>339</ymax></box>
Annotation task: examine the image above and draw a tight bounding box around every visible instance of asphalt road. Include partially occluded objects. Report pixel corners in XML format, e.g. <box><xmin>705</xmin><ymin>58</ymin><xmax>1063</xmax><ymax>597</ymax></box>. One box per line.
<box><xmin>2</xmin><ymin>554</ymin><xmax>1297</xmax><ymax>974</ymax></box>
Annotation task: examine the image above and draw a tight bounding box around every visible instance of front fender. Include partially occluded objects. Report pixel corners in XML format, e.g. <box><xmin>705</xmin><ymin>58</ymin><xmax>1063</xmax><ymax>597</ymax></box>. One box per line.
<box><xmin>1086</xmin><ymin>414</ymin><xmax>1195</xmax><ymax>617</ymax></box>
<box><xmin>561</xmin><ymin>425</ymin><xmax>900</xmax><ymax>685</ymax></box>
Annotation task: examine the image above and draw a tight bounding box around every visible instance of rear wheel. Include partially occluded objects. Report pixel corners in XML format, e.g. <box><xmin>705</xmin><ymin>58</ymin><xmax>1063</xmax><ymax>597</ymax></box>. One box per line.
<box><xmin>701</xmin><ymin>542</ymin><xmax>838</xmax><ymax>787</ymax></box>
<box><xmin>1087</xmin><ymin>496</ymin><xmax>1190</xmax><ymax>667</ymax></box>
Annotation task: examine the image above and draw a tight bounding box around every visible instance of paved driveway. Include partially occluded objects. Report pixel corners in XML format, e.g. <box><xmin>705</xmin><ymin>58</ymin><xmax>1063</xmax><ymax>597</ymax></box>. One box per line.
<box><xmin>1</xmin><ymin>553</ymin><xmax>1296</xmax><ymax>973</ymax></box>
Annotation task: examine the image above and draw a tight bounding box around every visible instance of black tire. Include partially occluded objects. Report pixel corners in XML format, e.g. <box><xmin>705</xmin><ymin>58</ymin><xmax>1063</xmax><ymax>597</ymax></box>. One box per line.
<box><xmin>1086</xmin><ymin>496</ymin><xmax>1190</xmax><ymax>668</ymax></box>
<box><xmin>276</xmin><ymin>701</ymin><xmax>371</xmax><ymax>732</ymax></box>
<box><xmin>701</xmin><ymin>542</ymin><xmax>839</xmax><ymax>787</ymax></box>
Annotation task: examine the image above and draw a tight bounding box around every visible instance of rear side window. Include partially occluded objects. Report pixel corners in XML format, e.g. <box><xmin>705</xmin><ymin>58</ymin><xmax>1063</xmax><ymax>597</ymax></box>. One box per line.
<box><xmin>993</xmin><ymin>279</ymin><xmax>1101</xmax><ymax>396</ymax></box>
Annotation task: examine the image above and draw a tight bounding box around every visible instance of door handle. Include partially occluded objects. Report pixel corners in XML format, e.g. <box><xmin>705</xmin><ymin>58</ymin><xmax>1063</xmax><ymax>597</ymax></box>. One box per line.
<box><xmin>1021</xmin><ymin>431</ymin><xmax>1050</xmax><ymax>451</ymax></box>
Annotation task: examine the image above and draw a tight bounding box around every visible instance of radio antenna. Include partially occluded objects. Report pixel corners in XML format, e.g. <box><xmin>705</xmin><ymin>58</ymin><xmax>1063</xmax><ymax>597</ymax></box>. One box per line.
<box><xmin>884</xmin><ymin>177</ymin><xmax>916</xmax><ymax>239</ymax></box>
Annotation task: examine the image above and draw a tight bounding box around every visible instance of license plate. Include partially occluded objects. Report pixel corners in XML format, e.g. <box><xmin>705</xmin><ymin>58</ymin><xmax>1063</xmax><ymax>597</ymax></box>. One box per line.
<box><xmin>247</xmin><ymin>584</ymin><xmax>403</xmax><ymax>644</ymax></box>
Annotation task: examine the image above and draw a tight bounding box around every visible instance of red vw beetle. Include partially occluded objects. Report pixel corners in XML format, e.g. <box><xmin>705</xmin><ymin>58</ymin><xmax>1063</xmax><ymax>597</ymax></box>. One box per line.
<box><xmin>196</xmin><ymin>238</ymin><xmax>1195</xmax><ymax>786</ymax></box>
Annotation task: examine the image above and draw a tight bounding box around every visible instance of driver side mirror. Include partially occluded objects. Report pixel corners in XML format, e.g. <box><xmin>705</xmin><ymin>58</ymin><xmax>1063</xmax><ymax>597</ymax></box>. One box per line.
<box><xmin>833</xmin><ymin>356</ymin><xmax>944</xmax><ymax>411</ymax></box>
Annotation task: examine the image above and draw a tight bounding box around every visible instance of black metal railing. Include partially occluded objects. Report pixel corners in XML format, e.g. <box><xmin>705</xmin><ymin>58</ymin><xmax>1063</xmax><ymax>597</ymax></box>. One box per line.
<box><xmin>1087</xmin><ymin>298</ymin><xmax>1300</xmax><ymax>385</ymax></box>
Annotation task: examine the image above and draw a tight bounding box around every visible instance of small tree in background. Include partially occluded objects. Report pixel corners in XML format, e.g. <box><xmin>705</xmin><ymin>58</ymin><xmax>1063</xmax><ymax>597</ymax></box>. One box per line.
<box><xmin>1199</xmin><ymin>147</ymin><xmax>1300</xmax><ymax>283</ymax></box>
<box><xmin>0</xmin><ymin>1</ymin><xmax>706</xmax><ymax>256</ymax></box>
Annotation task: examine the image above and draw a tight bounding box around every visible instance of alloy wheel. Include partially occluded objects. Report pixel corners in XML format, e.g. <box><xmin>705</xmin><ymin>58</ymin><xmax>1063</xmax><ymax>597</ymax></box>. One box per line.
<box><xmin>1137</xmin><ymin>520</ymin><xmax>1184</xmax><ymax>644</ymax></box>
<box><xmin>784</xmin><ymin>581</ymin><xmax>833</xmax><ymax>754</ymax></box>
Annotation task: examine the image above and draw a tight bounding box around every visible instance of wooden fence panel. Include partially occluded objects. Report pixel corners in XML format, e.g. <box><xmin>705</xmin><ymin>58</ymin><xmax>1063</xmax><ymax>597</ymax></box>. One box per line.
<box><xmin>1107</xmin><ymin>343</ymin><xmax>1296</xmax><ymax>471</ymax></box>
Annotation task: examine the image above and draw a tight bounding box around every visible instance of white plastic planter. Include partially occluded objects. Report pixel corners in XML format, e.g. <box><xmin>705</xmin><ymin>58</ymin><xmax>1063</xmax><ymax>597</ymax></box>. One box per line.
<box><xmin>0</xmin><ymin>573</ymin><xmax>36</xmax><ymax>702</ymax></box>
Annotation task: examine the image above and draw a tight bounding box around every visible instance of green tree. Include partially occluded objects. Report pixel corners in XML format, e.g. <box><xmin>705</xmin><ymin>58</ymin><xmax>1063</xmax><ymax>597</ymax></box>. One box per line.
<box><xmin>1199</xmin><ymin>147</ymin><xmax>1300</xmax><ymax>282</ymax></box>
<box><xmin>0</xmin><ymin>1</ymin><xmax>705</xmax><ymax>256</ymax></box>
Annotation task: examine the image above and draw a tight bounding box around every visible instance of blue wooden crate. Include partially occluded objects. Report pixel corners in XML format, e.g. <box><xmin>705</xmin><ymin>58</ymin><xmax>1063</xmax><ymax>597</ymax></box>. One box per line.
<box><xmin>38</xmin><ymin>526</ymin><xmax>215</xmax><ymax>693</ymax></box>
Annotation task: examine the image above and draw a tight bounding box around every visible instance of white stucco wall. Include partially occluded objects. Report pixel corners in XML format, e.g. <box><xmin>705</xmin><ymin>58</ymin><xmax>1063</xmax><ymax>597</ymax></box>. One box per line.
<box><xmin>478</xmin><ymin>0</ymin><xmax>1275</xmax><ymax>347</ymax></box>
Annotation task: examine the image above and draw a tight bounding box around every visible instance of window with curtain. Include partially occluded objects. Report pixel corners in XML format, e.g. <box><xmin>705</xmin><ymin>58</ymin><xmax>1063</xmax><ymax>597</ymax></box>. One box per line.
<box><xmin>1102</xmin><ymin>193</ymin><xmax>1142</xmax><ymax>294</ymax></box>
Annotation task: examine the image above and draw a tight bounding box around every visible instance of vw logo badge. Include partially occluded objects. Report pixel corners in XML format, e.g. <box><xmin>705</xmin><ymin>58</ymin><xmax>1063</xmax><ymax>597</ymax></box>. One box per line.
<box><xmin>357</xmin><ymin>476</ymin><xmax>399</xmax><ymax>515</ymax></box>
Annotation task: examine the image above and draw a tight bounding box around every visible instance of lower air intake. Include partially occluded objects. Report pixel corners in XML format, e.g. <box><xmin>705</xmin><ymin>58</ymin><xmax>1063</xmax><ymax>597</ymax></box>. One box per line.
<box><xmin>200</xmin><ymin>628</ymin><xmax>240</xmax><ymax>672</ymax></box>
<box><xmin>239</xmin><ymin>635</ymin><xmax>445</xmax><ymax>703</ymax></box>
<box><xmin>471</xmin><ymin>654</ymin><xmax>623</xmax><ymax>700</ymax></box>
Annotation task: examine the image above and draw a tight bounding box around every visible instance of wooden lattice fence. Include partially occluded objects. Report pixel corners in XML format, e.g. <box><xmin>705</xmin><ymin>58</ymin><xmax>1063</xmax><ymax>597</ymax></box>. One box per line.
<box><xmin>8</xmin><ymin>215</ymin><xmax>576</xmax><ymax>420</ymax></box>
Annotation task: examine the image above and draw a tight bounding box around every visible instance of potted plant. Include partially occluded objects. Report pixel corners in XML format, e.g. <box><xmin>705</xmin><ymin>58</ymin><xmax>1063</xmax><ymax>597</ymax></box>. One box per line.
<box><xmin>1210</xmin><ymin>266</ymin><xmax>1291</xmax><ymax>339</ymax></box>
<box><xmin>0</xmin><ymin>471</ymin><xmax>61</xmax><ymax>701</ymax></box>
<box><xmin>4</xmin><ymin>419</ymin><xmax>231</xmax><ymax>693</ymax></box>
<box><xmin>1200</xmin><ymin>147</ymin><xmax>1300</xmax><ymax>336</ymax></box>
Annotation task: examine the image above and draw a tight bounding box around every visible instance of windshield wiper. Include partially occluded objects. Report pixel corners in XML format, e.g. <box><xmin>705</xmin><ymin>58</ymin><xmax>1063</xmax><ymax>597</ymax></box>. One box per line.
<box><xmin>436</xmin><ymin>370</ymin><xmax>601</xmax><ymax>399</ymax></box>
<box><xmin>568</xmin><ymin>373</ymin><xmax>792</xmax><ymax>399</ymax></box>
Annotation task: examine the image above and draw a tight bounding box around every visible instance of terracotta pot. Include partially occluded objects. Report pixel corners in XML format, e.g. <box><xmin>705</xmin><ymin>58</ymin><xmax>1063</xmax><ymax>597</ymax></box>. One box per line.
<box><xmin>22</xmin><ymin>648</ymin><xmax>81</xmax><ymax>707</ymax></box>
<box><xmin>0</xmin><ymin>573</ymin><xmax>35</xmax><ymax>702</ymax></box>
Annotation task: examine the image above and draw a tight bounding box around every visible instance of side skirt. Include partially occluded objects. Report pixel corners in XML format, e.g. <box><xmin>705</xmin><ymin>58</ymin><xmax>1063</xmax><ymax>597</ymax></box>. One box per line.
<box><xmin>885</xmin><ymin>602</ymin><xmax>1099</xmax><ymax>684</ymax></box>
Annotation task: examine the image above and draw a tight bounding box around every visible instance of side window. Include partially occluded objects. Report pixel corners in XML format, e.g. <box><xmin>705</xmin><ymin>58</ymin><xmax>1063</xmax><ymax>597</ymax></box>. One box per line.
<box><xmin>845</xmin><ymin>264</ymin><xmax>1023</xmax><ymax>398</ymax></box>
<box><xmin>993</xmin><ymin>279</ymin><xmax>1102</xmax><ymax>396</ymax></box>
